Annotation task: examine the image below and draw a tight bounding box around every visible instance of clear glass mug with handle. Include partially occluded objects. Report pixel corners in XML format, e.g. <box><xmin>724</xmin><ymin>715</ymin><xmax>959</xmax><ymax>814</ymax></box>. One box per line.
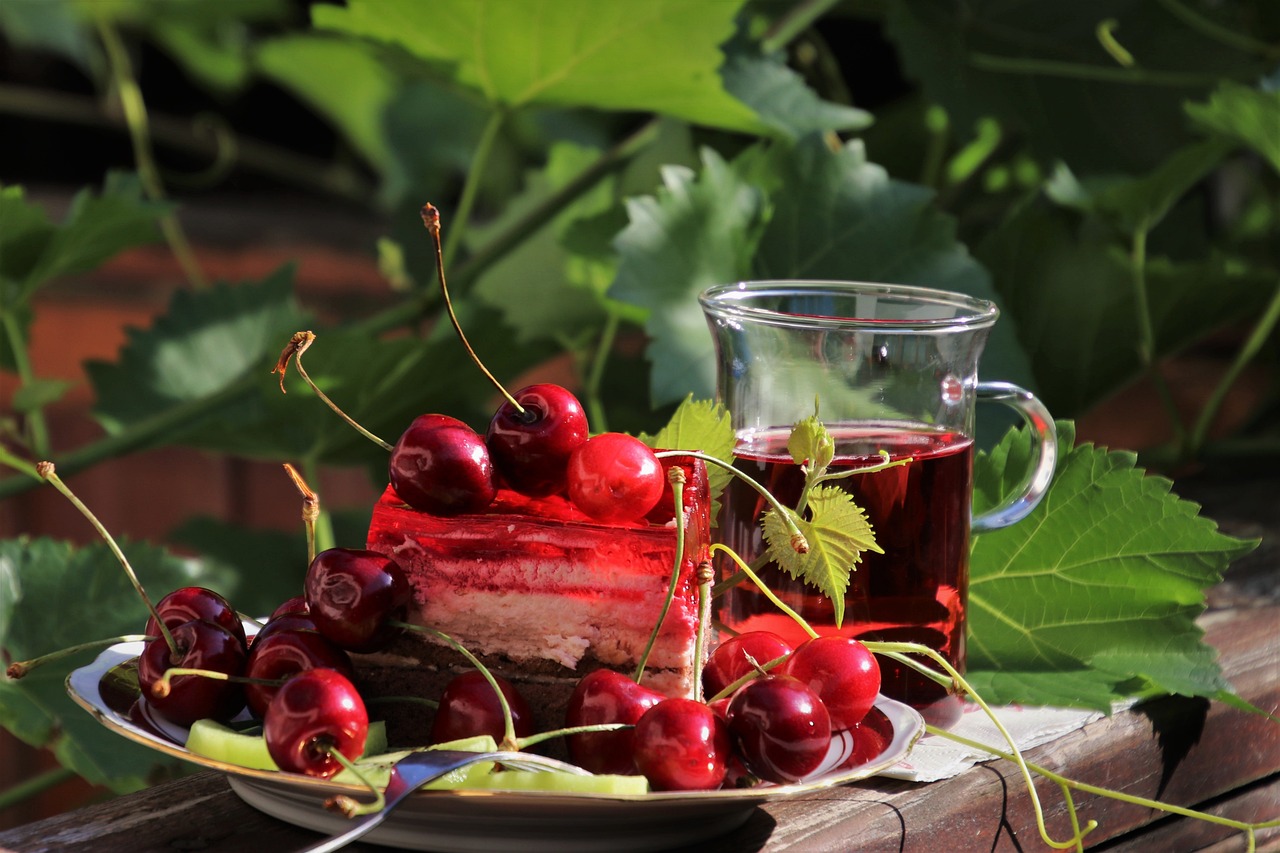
<box><xmin>699</xmin><ymin>280</ymin><xmax>1057</xmax><ymax>728</ymax></box>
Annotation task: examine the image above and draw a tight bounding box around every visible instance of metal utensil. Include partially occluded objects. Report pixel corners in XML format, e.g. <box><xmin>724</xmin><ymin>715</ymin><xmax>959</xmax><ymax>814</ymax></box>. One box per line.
<box><xmin>296</xmin><ymin>749</ymin><xmax>591</xmax><ymax>853</ymax></box>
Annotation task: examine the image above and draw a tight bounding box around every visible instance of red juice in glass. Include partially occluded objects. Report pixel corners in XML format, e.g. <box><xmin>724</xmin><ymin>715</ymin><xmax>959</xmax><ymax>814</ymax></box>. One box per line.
<box><xmin>718</xmin><ymin>422</ymin><xmax>972</xmax><ymax>728</ymax></box>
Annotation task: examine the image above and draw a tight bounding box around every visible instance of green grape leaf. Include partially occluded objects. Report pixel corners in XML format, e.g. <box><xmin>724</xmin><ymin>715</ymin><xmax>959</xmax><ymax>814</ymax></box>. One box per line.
<box><xmin>0</xmin><ymin>538</ymin><xmax>236</xmax><ymax>790</ymax></box>
<box><xmin>313</xmin><ymin>0</ymin><xmax>766</xmax><ymax>133</ymax></box>
<box><xmin>11</xmin><ymin>378</ymin><xmax>76</xmax><ymax>413</ymax></box>
<box><xmin>86</xmin><ymin>266</ymin><xmax>311</xmax><ymax>437</ymax></box>
<box><xmin>1186</xmin><ymin>80</ymin><xmax>1280</xmax><ymax>176</ymax></box>
<box><xmin>761</xmin><ymin>485</ymin><xmax>880</xmax><ymax>627</ymax></box>
<box><xmin>787</xmin><ymin>416</ymin><xmax>834</xmax><ymax>472</ymax></box>
<box><xmin>608</xmin><ymin>148</ymin><xmax>767</xmax><ymax>406</ymax></box>
<box><xmin>966</xmin><ymin>421</ymin><xmax>1258</xmax><ymax>709</ymax></box>
<box><xmin>638</xmin><ymin>395</ymin><xmax>736</xmax><ymax>514</ymax></box>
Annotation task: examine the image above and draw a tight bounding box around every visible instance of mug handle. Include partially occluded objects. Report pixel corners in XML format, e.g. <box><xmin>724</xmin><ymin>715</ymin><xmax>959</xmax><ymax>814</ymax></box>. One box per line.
<box><xmin>971</xmin><ymin>381</ymin><xmax>1058</xmax><ymax>534</ymax></box>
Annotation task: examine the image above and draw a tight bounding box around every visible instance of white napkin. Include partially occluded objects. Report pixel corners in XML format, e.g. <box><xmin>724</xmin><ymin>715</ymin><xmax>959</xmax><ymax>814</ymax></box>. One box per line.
<box><xmin>884</xmin><ymin>702</ymin><xmax>1121</xmax><ymax>783</ymax></box>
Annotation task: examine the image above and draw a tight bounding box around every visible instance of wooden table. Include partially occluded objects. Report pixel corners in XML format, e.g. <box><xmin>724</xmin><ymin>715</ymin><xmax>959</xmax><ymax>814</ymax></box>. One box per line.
<box><xmin>2</xmin><ymin>465</ymin><xmax>1278</xmax><ymax>853</ymax></box>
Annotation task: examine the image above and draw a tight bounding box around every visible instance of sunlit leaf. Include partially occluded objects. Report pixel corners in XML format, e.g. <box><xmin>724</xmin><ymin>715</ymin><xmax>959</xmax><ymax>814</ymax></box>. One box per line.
<box><xmin>1186</xmin><ymin>80</ymin><xmax>1280</xmax><ymax>175</ymax></box>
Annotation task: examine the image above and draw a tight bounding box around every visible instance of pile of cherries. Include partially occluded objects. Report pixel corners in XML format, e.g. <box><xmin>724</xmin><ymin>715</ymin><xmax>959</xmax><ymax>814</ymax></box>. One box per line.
<box><xmin>390</xmin><ymin>383</ymin><xmax>666</xmax><ymax>524</ymax></box>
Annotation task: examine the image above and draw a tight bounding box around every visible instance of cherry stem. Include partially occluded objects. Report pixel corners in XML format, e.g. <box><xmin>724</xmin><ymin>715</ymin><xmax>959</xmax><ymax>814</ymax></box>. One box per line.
<box><xmin>705</xmin><ymin>652</ymin><xmax>791</xmax><ymax>704</ymax></box>
<box><xmin>282</xmin><ymin>463</ymin><xmax>320</xmax><ymax>564</ymax></box>
<box><xmin>693</xmin><ymin>560</ymin><xmax>714</xmax><ymax>703</ymax></box>
<box><xmin>272</xmin><ymin>331</ymin><xmax>393</xmax><ymax>451</ymax></box>
<box><xmin>710</xmin><ymin>543</ymin><xmax>820</xmax><ymax>640</ymax></box>
<box><xmin>655</xmin><ymin>450</ymin><xmax>808</xmax><ymax>553</ymax></box>
<box><xmin>420</xmin><ymin>203</ymin><xmax>523</xmax><ymax>414</ymax></box>
<box><xmin>516</xmin><ymin>722</ymin><xmax>629</xmax><ymax>751</ymax></box>
<box><xmin>633</xmin><ymin>466</ymin><xmax>686</xmax><ymax>685</ymax></box>
<box><xmin>324</xmin><ymin>746</ymin><xmax>385</xmax><ymax>818</ymax></box>
<box><xmin>35</xmin><ymin>462</ymin><xmax>180</xmax><ymax>658</ymax></box>
<box><xmin>390</xmin><ymin>620</ymin><xmax>520</xmax><ymax>751</ymax></box>
<box><xmin>6</xmin><ymin>634</ymin><xmax>152</xmax><ymax>679</ymax></box>
<box><xmin>152</xmin><ymin>666</ymin><xmax>282</xmax><ymax>698</ymax></box>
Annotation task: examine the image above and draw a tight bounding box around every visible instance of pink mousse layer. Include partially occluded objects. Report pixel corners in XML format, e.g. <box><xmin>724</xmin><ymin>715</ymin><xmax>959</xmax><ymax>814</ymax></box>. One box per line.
<box><xmin>365</xmin><ymin>457</ymin><xmax>712</xmax><ymax>696</ymax></box>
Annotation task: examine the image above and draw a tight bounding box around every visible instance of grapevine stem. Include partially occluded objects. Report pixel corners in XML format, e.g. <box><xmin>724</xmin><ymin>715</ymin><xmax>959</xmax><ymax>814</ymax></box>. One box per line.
<box><xmin>36</xmin><ymin>462</ymin><xmax>180</xmax><ymax>657</ymax></box>
<box><xmin>634</xmin><ymin>468</ymin><xmax>687</xmax><ymax>684</ymax></box>
<box><xmin>0</xmin><ymin>310</ymin><xmax>51</xmax><ymax>458</ymax></box>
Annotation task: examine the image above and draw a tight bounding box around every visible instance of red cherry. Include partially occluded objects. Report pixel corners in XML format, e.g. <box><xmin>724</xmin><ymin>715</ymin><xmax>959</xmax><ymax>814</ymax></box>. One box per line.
<box><xmin>389</xmin><ymin>414</ymin><xmax>497</xmax><ymax>515</ymax></box>
<box><xmin>264</xmin><ymin>668</ymin><xmax>368</xmax><ymax>778</ymax></box>
<box><xmin>783</xmin><ymin>636</ymin><xmax>880</xmax><ymax>729</ymax></box>
<box><xmin>304</xmin><ymin>548</ymin><xmax>412</xmax><ymax>653</ymax></box>
<box><xmin>137</xmin><ymin>619</ymin><xmax>247</xmax><ymax>726</ymax></box>
<box><xmin>726</xmin><ymin>674</ymin><xmax>832</xmax><ymax>784</ymax></box>
<box><xmin>244</xmin><ymin>627</ymin><xmax>355</xmax><ymax>718</ymax></box>
<box><xmin>703</xmin><ymin>631</ymin><xmax>794</xmax><ymax>699</ymax></box>
<box><xmin>487</xmin><ymin>384</ymin><xmax>589</xmax><ymax>497</ymax></box>
<box><xmin>269</xmin><ymin>595</ymin><xmax>309</xmax><ymax>620</ymax></box>
<box><xmin>632</xmin><ymin>698</ymin><xmax>731</xmax><ymax>792</ymax></box>
<box><xmin>145</xmin><ymin>586</ymin><xmax>246</xmax><ymax>651</ymax></box>
<box><xmin>429</xmin><ymin>670</ymin><xmax>536</xmax><ymax>745</ymax></box>
<box><xmin>564</xmin><ymin>669</ymin><xmax>664</xmax><ymax>775</ymax></box>
<box><xmin>253</xmin><ymin>611</ymin><xmax>320</xmax><ymax>644</ymax></box>
<box><xmin>566</xmin><ymin>433</ymin><xmax>665</xmax><ymax>522</ymax></box>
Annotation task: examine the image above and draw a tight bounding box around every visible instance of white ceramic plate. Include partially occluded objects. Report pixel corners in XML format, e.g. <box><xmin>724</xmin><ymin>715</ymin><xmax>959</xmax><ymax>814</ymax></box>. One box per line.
<box><xmin>67</xmin><ymin>638</ymin><xmax>925</xmax><ymax>853</ymax></box>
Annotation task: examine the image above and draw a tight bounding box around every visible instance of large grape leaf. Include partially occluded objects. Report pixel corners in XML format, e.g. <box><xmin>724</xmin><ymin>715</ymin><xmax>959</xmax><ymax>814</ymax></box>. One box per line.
<box><xmin>312</xmin><ymin>0</ymin><xmax>766</xmax><ymax>133</ymax></box>
<box><xmin>965</xmin><ymin>421</ymin><xmax>1258</xmax><ymax>709</ymax></box>
<box><xmin>0</xmin><ymin>538</ymin><xmax>237</xmax><ymax>790</ymax></box>
<box><xmin>608</xmin><ymin>147</ymin><xmax>768</xmax><ymax>406</ymax></box>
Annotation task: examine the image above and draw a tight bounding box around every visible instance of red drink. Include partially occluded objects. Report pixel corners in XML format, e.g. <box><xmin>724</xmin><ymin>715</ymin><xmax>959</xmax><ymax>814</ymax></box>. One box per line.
<box><xmin>718</xmin><ymin>423</ymin><xmax>973</xmax><ymax>728</ymax></box>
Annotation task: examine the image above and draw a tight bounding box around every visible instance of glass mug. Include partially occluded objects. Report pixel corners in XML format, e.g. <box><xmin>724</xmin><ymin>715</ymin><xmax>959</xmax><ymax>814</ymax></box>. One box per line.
<box><xmin>699</xmin><ymin>280</ymin><xmax>1057</xmax><ymax>728</ymax></box>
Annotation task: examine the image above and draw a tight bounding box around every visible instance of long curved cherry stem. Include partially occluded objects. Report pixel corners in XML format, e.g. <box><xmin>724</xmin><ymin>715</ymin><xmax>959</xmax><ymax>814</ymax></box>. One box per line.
<box><xmin>324</xmin><ymin>747</ymin><xmax>385</xmax><ymax>818</ymax></box>
<box><xmin>272</xmin><ymin>331</ymin><xmax>393</xmax><ymax>451</ymax></box>
<box><xmin>35</xmin><ymin>462</ymin><xmax>180</xmax><ymax>657</ymax></box>
<box><xmin>710</xmin><ymin>544</ymin><xmax>819</xmax><ymax>641</ymax></box>
<box><xmin>517</xmin><ymin>722</ymin><xmax>629</xmax><ymax>751</ymax></box>
<box><xmin>655</xmin><ymin>450</ymin><xmax>808</xmax><ymax>553</ymax></box>
<box><xmin>390</xmin><ymin>621</ymin><xmax>519</xmax><ymax>752</ymax></box>
<box><xmin>7</xmin><ymin>634</ymin><xmax>152</xmax><ymax>679</ymax></box>
<box><xmin>705</xmin><ymin>651</ymin><xmax>791</xmax><ymax>704</ymax></box>
<box><xmin>693</xmin><ymin>559</ymin><xmax>714</xmax><ymax>703</ymax></box>
<box><xmin>420</xmin><ymin>203</ymin><xmax>523</xmax><ymax>414</ymax></box>
<box><xmin>633</xmin><ymin>466</ymin><xmax>686</xmax><ymax>685</ymax></box>
<box><xmin>151</xmin><ymin>666</ymin><xmax>281</xmax><ymax>698</ymax></box>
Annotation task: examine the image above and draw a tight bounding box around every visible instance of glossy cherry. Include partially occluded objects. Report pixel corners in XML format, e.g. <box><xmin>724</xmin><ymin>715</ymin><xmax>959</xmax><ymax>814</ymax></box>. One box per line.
<box><xmin>783</xmin><ymin>636</ymin><xmax>880</xmax><ymax>729</ymax></box>
<box><xmin>726</xmin><ymin>674</ymin><xmax>831</xmax><ymax>784</ymax></box>
<box><xmin>487</xmin><ymin>383</ymin><xmax>589</xmax><ymax>497</ymax></box>
<box><xmin>144</xmin><ymin>586</ymin><xmax>246</xmax><ymax>650</ymax></box>
<box><xmin>703</xmin><ymin>631</ymin><xmax>794</xmax><ymax>699</ymax></box>
<box><xmin>304</xmin><ymin>547</ymin><xmax>412</xmax><ymax>653</ymax></box>
<box><xmin>564</xmin><ymin>669</ymin><xmax>664</xmax><ymax>775</ymax></box>
<box><xmin>429</xmin><ymin>670</ymin><xmax>536</xmax><ymax>745</ymax></box>
<box><xmin>137</xmin><ymin>618</ymin><xmax>247</xmax><ymax>726</ymax></box>
<box><xmin>244</xmin><ymin>627</ymin><xmax>355</xmax><ymax>718</ymax></box>
<box><xmin>269</xmin><ymin>595</ymin><xmax>310</xmax><ymax>620</ymax></box>
<box><xmin>264</xmin><ymin>668</ymin><xmax>368</xmax><ymax>778</ymax></box>
<box><xmin>632</xmin><ymin>697</ymin><xmax>731</xmax><ymax>792</ymax></box>
<box><xmin>389</xmin><ymin>414</ymin><xmax>497</xmax><ymax>515</ymax></box>
<box><xmin>566</xmin><ymin>433</ymin><xmax>665</xmax><ymax>522</ymax></box>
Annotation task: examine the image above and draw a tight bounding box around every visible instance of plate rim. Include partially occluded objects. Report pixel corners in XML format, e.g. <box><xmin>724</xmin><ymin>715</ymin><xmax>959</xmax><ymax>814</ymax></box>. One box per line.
<box><xmin>65</xmin><ymin>634</ymin><xmax>926</xmax><ymax>804</ymax></box>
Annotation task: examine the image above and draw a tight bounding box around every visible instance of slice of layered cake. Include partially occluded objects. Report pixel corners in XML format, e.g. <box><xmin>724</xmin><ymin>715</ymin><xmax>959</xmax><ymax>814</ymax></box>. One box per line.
<box><xmin>358</xmin><ymin>456</ymin><xmax>711</xmax><ymax>743</ymax></box>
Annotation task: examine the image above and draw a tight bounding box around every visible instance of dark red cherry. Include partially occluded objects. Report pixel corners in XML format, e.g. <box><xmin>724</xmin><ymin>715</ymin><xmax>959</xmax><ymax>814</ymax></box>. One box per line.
<box><xmin>137</xmin><ymin>618</ymin><xmax>247</xmax><ymax>726</ymax></box>
<box><xmin>429</xmin><ymin>670</ymin><xmax>536</xmax><ymax>745</ymax></box>
<box><xmin>564</xmin><ymin>669</ymin><xmax>664</xmax><ymax>775</ymax></box>
<box><xmin>270</xmin><ymin>595</ymin><xmax>309</xmax><ymax>620</ymax></box>
<box><xmin>703</xmin><ymin>631</ymin><xmax>794</xmax><ymax>699</ymax></box>
<box><xmin>632</xmin><ymin>698</ymin><xmax>731</xmax><ymax>792</ymax></box>
<box><xmin>253</xmin><ymin>611</ymin><xmax>320</xmax><ymax>644</ymax></box>
<box><xmin>783</xmin><ymin>636</ymin><xmax>880</xmax><ymax>730</ymax></box>
<box><xmin>486</xmin><ymin>383</ymin><xmax>589</xmax><ymax>497</ymax></box>
<box><xmin>304</xmin><ymin>548</ymin><xmax>412</xmax><ymax>653</ymax></box>
<box><xmin>389</xmin><ymin>414</ymin><xmax>497</xmax><ymax>515</ymax></box>
<box><xmin>264</xmin><ymin>668</ymin><xmax>368</xmax><ymax>778</ymax></box>
<box><xmin>244</xmin><ymin>627</ymin><xmax>355</xmax><ymax>718</ymax></box>
<box><xmin>145</xmin><ymin>586</ymin><xmax>246</xmax><ymax>650</ymax></box>
<box><xmin>566</xmin><ymin>432</ymin><xmax>665</xmax><ymax>522</ymax></box>
<box><xmin>726</xmin><ymin>674</ymin><xmax>831</xmax><ymax>784</ymax></box>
